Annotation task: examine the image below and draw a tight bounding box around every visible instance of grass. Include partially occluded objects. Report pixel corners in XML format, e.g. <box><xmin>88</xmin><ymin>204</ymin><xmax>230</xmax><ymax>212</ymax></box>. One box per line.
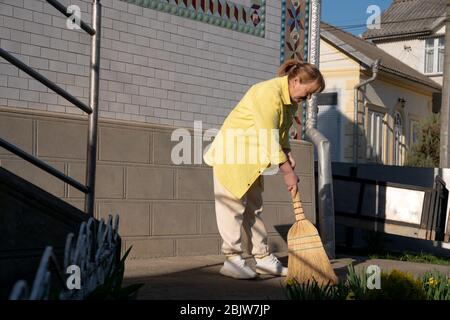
<box><xmin>336</xmin><ymin>243</ymin><xmax>450</xmax><ymax>267</ymax></box>
<box><xmin>368</xmin><ymin>251</ymin><xmax>450</xmax><ymax>266</ymax></box>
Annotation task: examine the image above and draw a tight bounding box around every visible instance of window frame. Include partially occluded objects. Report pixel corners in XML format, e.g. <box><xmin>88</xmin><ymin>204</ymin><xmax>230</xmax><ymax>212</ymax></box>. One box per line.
<box><xmin>365</xmin><ymin>105</ymin><xmax>386</xmax><ymax>164</ymax></box>
<box><xmin>409</xmin><ymin>118</ymin><xmax>420</xmax><ymax>147</ymax></box>
<box><xmin>393</xmin><ymin>111</ymin><xmax>405</xmax><ymax>166</ymax></box>
<box><xmin>424</xmin><ymin>36</ymin><xmax>445</xmax><ymax>75</ymax></box>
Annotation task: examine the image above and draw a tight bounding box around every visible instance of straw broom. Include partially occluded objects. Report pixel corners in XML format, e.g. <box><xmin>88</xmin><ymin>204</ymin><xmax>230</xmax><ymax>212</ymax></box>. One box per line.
<box><xmin>286</xmin><ymin>191</ymin><xmax>338</xmax><ymax>286</ymax></box>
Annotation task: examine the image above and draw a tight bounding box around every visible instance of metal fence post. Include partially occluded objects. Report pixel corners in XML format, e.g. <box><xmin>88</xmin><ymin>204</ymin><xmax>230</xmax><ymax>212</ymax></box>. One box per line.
<box><xmin>85</xmin><ymin>0</ymin><xmax>102</xmax><ymax>217</ymax></box>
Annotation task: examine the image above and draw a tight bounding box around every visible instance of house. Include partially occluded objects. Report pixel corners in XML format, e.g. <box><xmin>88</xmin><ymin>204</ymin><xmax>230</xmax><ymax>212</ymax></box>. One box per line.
<box><xmin>0</xmin><ymin>0</ymin><xmax>318</xmax><ymax>269</ymax></box>
<box><xmin>363</xmin><ymin>0</ymin><xmax>447</xmax><ymax>86</ymax></box>
<box><xmin>317</xmin><ymin>22</ymin><xmax>442</xmax><ymax>165</ymax></box>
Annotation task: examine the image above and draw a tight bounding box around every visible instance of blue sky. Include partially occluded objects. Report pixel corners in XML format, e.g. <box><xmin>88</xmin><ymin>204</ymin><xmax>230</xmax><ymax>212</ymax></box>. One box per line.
<box><xmin>322</xmin><ymin>0</ymin><xmax>393</xmax><ymax>36</ymax></box>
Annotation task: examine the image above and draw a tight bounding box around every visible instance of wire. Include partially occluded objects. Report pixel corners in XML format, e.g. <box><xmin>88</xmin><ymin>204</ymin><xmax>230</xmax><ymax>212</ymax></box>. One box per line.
<box><xmin>321</xmin><ymin>13</ymin><xmax>446</xmax><ymax>34</ymax></box>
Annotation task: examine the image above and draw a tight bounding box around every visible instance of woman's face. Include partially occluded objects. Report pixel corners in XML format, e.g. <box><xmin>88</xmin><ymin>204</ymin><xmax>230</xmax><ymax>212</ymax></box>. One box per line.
<box><xmin>288</xmin><ymin>77</ymin><xmax>320</xmax><ymax>104</ymax></box>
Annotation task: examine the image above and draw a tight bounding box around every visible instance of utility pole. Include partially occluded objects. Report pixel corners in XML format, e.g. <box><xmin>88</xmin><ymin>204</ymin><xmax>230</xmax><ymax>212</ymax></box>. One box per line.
<box><xmin>440</xmin><ymin>0</ymin><xmax>450</xmax><ymax>167</ymax></box>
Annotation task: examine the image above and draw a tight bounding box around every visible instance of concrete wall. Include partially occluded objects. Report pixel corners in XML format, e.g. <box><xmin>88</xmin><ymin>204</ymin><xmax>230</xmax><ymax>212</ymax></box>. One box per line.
<box><xmin>0</xmin><ymin>0</ymin><xmax>281</xmax><ymax>130</ymax></box>
<box><xmin>0</xmin><ymin>107</ymin><xmax>317</xmax><ymax>259</ymax></box>
<box><xmin>0</xmin><ymin>166</ymin><xmax>89</xmax><ymax>299</ymax></box>
<box><xmin>377</xmin><ymin>39</ymin><xmax>426</xmax><ymax>80</ymax></box>
<box><xmin>375</xmin><ymin>24</ymin><xmax>447</xmax><ymax>86</ymax></box>
<box><xmin>0</xmin><ymin>0</ymin><xmax>319</xmax><ymax>258</ymax></box>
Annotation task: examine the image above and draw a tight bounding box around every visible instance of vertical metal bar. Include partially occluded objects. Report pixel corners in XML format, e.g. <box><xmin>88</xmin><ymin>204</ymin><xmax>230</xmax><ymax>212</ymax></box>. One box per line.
<box><xmin>306</xmin><ymin>0</ymin><xmax>320</xmax><ymax>130</ymax></box>
<box><xmin>302</xmin><ymin>0</ymin><xmax>310</xmax><ymax>140</ymax></box>
<box><xmin>305</xmin><ymin>0</ymin><xmax>336</xmax><ymax>259</ymax></box>
<box><xmin>85</xmin><ymin>0</ymin><xmax>101</xmax><ymax>217</ymax></box>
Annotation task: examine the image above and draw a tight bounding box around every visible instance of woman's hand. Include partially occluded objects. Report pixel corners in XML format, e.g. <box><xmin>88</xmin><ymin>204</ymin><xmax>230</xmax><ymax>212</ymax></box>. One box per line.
<box><xmin>279</xmin><ymin>160</ymin><xmax>299</xmax><ymax>199</ymax></box>
<box><xmin>283</xmin><ymin>171</ymin><xmax>299</xmax><ymax>199</ymax></box>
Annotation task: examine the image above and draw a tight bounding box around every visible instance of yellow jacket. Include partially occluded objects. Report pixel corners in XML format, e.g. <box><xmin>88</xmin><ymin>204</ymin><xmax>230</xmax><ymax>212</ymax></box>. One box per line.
<box><xmin>203</xmin><ymin>75</ymin><xmax>298</xmax><ymax>199</ymax></box>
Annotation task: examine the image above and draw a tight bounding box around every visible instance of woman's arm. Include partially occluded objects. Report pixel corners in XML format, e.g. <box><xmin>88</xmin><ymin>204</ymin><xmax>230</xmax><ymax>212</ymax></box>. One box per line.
<box><xmin>279</xmin><ymin>159</ymin><xmax>299</xmax><ymax>198</ymax></box>
<box><xmin>283</xmin><ymin>148</ymin><xmax>296</xmax><ymax>170</ymax></box>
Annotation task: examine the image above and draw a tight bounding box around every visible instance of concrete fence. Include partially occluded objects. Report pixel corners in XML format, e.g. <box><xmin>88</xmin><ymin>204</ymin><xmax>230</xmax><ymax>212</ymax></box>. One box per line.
<box><xmin>0</xmin><ymin>107</ymin><xmax>317</xmax><ymax>259</ymax></box>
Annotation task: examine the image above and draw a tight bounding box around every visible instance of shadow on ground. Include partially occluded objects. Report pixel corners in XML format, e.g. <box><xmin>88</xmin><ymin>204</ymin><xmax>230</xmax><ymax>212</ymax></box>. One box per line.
<box><xmin>123</xmin><ymin>254</ymin><xmax>355</xmax><ymax>300</ymax></box>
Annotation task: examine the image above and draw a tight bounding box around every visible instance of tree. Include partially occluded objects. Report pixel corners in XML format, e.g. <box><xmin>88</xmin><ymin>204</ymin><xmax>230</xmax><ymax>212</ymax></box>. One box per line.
<box><xmin>405</xmin><ymin>113</ymin><xmax>440</xmax><ymax>168</ymax></box>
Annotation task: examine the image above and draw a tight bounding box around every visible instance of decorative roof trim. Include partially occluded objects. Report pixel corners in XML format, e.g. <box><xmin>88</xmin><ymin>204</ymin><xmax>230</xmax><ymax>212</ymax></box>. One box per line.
<box><xmin>122</xmin><ymin>0</ymin><xmax>266</xmax><ymax>37</ymax></box>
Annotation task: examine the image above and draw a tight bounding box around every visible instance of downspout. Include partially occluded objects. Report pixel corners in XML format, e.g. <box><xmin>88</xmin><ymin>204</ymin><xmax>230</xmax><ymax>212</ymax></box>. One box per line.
<box><xmin>305</xmin><ymin>0</ymin><xmax>336</xmax><ymax>259</ymax></box>
<box><xmin>353</xmin><ymin>59</ymin><xmax>381</xmax><ymax>164</ymax></box>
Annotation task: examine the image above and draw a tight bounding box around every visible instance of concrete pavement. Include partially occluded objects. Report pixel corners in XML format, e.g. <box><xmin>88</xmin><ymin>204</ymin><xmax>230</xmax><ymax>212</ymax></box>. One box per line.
<box><xmin>123</xmin><ymin>253</ymin><xmax>450</xmax><ymax>300</ymax></box>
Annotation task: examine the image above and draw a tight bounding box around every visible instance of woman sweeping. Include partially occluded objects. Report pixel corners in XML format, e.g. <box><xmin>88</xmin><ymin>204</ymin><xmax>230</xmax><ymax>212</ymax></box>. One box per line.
<box><xmin>203</xmin><ymin>59</ymin><xmax>325</xmax><ymax>279</ymax></box>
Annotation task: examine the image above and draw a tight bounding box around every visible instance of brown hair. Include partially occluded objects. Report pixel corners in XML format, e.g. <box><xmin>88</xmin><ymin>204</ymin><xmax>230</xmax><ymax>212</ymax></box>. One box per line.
<box><xmin>277</xmin><ymin>59</ymin><xmax>325</xmax><ymax>93</ymax></box>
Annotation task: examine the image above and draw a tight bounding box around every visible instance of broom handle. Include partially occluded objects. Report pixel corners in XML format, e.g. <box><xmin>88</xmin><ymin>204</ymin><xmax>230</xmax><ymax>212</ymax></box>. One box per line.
<box><xmin>292</xmin><ymin>190</ymin><xmax>306</xmax><ymax>221</ymax></box>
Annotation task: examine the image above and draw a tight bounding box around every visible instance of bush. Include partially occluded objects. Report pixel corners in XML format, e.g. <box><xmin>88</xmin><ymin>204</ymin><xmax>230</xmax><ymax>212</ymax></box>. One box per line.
<box><xmin>405</xmin><ymin>113</ymin><xmax>440</xmax><ymax>168</ymax></box>
<box><xmin>364</xmin><ymin>269</ymin><xmax>427</xmax><ymax>300</ymax></box>
<box><xmin>285</xmin><ymin>266</ymin><xmax>449</xmax><ymax>300</ymax></box>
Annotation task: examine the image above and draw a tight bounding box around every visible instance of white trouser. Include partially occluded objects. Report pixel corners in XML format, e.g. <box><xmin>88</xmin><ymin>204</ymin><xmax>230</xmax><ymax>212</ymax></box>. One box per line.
<box><xmin>213</xmin><ymin>174</ymin><xmax>269</xmax><ymax>258</ymax></box>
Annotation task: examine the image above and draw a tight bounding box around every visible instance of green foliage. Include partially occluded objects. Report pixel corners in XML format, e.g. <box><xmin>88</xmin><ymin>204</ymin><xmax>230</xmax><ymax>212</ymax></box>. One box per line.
<box><xmin>369</xmin><ymin>251</ymin><xmax>450</xmax><ymax>266</ymax></box>
<box><xmin>87</xmin><ymin>247</ymin><xmax>143</xmax><ymax>300</ymax></box>
<box><xmin>285</xmin><ymin>265</ymin><xmax>449</xmax><ymax>300</ymax></box>
<box><xmin>405</xmin><ymin>113</ymin><xmax>440</xmax><ymax>168</ymax></box>
<box><xmin>421</xmin><ymin>270</ymin><xmax>450</xmax><ymax>300</ymax></box>
<box><xmin>345</xmin><ymin>264</ymin><xmax>367</xmax><ymax>299</ymax></box>
<box><xmin>284</xmin><ymin>278</ymin><xmax>348</xmax><ymax>300</ymax></box>
<box><xmin>364</xmin><ymin>269</ymin><xmax>427</xmax><ymax>300</ymax></box>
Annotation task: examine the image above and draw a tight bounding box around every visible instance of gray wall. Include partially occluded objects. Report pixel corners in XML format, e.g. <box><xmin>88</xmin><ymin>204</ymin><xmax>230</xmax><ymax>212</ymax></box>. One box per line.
<box><xmin>0</xmin><ymin>107</ymin><xmax>317</xmax><ymax>258</ymax></box>
<box><xmin>0</xmin><ymin>0</ymin><xmax>282</xmax><ymax>130</ymax></box>
<box><xmin>0</xmin><ymin>0</ymin><xmax>318</xmax><ymax>258</ymax></box>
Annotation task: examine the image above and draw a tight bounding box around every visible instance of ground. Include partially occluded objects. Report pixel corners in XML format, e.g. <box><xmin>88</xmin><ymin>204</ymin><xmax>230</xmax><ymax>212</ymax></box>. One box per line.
<box><xmin>123</xmin><ymin>253</ymin><xmax>450</xmax><ymax>300</ymax></box>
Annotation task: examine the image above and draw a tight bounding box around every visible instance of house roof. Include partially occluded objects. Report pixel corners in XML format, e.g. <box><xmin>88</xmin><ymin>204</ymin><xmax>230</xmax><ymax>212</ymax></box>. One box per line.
<box><xmin>362</xmin><ymin>0</ymin><xmax>447</xmax><ymax>41</ymax></box>
<box><xmin>320</xmin><ymin>22</ymin><xmax>442</xmax><ymax>91</ymax></box>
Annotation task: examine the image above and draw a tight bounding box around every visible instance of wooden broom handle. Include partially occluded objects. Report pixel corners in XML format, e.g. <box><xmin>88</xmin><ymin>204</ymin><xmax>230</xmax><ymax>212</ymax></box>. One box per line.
<box><xmin>292</xmin><ymin>190</ymin><xmax>306</xmax><ymax>221</ymax></box>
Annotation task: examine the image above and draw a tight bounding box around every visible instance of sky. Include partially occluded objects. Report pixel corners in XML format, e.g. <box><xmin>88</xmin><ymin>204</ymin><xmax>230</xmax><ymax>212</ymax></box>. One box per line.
<box><xmin>321</xmin><ymin>0</ymin><xmax>393</xmax><ymax>36</ymax></box>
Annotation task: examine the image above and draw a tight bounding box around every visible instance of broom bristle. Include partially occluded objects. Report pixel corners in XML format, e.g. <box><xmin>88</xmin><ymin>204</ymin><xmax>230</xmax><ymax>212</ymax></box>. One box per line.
<box><xmin>286</xmin><ymin>219</ymin><xmax>338</xmax><ymax>286</ymax></box>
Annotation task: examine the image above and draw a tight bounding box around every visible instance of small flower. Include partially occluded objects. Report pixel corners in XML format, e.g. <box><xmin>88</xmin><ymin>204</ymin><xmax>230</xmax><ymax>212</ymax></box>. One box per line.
<box><xmin>426</xmin><ymin>277</ymin><xmax>438</xmax><ymax>287</ymax></box>
<box><xmin>286</xmin><ymin>279</ymin><xmax>295</xmax><ymax>286</ymax></box>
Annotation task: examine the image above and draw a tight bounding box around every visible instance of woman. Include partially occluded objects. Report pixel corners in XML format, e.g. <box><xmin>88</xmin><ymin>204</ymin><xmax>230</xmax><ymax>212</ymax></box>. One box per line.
<box><xmin>203</xmin><ymin>59</ymin><xmax>325</xmax><ymax>279</ymax></box>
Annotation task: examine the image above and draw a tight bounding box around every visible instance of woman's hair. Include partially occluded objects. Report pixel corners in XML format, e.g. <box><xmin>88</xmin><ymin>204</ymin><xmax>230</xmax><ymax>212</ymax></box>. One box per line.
<box><xmin>277</xmin><ymin>58</ymin><xmax>325</xmax><ymax>93</ymax></box>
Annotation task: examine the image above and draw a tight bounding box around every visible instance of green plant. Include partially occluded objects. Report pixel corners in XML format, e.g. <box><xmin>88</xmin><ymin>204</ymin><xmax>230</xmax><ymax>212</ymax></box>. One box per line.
<box><xmin>284</xmin><ymin>266</ymin><xmax>446</xmax><ymax>300</ymax></box>
<box><xmin>405</xmin><ymin>113</ymin><xmax>440</xmax><ymax>168</ymax></box>
<box><xmin>345</xmin><ymin>264</ymin><xmax>367</xmax><ymax>299</ymax></box>
<box><xmin>365</xmin><ymin>269</ymin><xmax>427</xmax><ymax>300</ymax></box>
<box><xmin>369</xmin><ymin>251</ymin><xmax>450</xmax><ymax>266</ymax></box>
<box><xmin>421</xmin><ymin>270</ymin><xmax>450</xmax><ymax>300</ymax></box>
<box><xmin>87</xmin><ymin>247</ymin><xmax>143</xmax><ymax>300</ymax></box>
<box><xmin>284</xmin><ymin>278</ymin><xmax>348</xmax><ymax>300</ymax></box>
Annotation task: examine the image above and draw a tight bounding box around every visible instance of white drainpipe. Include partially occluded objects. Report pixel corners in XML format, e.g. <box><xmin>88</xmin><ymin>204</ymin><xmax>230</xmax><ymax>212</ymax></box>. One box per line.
<box><xmin>305</xmin><ymin>0</ymin><xmax>336</xmax><ymax>259</ymax></box>
<box><xmin>353</xmin><ymin>59</ymin><xmax>381</xmax><ymax>164</ymax></box>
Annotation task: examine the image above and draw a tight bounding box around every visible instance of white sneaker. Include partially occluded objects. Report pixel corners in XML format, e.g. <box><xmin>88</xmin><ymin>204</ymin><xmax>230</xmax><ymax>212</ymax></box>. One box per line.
<box><xmin>255</xmin><ymin>254</ymin><xmax>288</xmax><ymax>276</ymax></box>
<box><xmin>220</xmin><ymin>255</ymin><xmax>257</xmax><ymax>279</ymax></box>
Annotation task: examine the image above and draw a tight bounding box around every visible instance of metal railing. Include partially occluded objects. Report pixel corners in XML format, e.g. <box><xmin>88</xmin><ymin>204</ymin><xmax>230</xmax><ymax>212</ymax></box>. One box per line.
<box><xmin>0</xmin><ymin>0</ymin><xmax>102</xmax><ymax>216</ymax></box>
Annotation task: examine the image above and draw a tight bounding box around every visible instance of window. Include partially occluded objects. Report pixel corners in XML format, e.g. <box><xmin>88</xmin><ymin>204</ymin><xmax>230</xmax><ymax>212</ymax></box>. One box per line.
<box><xmin>394</xmin><ymin>112</ymin><xmax>404</xmax><ymax>166</ymax></box>
<box><xmin>366</xmin><ymin>110</ymin><xmax>384</xmax><ymax>162</ymax></box>
<box><xmin>410</xmin><ymin>120</ymin><xmax>420</xmax><ymax>146</ymax></box>
<box><xmin>425</xmin><ymin>37</ymin><xmax>445</xmax><ymax>75</ymax></box>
